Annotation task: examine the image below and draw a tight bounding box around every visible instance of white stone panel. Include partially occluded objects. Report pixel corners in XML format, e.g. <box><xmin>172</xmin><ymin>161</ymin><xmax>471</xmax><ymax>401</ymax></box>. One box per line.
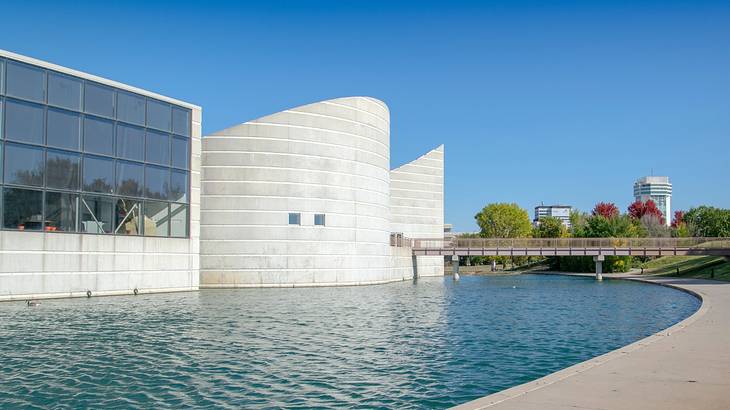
<box><xmin>201</xmin><ymin>97</ymin><xmax>402</xmax><ymax>287</ymax></box>
<box><xmin>390</xmin><ymin>145</ymin><xmax>445</xmax><ymax>277</ymax></box>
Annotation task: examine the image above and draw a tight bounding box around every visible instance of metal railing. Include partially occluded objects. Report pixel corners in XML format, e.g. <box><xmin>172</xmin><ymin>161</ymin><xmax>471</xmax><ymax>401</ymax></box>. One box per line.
<box><xmin>410</xmin><ymin>237</ymin><xmax>730</xmax><ymax>250</ymax></box>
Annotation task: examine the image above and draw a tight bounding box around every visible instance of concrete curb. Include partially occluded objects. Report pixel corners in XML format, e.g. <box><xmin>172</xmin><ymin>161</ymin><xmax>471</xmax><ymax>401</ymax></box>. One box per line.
<box><xmin>453</xmin><ymin>273</ymin><xmax>718</xmax><ymax>410</ymax></box>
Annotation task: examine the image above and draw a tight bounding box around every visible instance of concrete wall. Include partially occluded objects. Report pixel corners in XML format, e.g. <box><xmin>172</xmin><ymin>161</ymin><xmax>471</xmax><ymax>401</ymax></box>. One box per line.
<box><xmin>201</xmin><ymin>97</ymin><xmax>411</xmax><ymax>287</ymax></box>
<box><xmin>0</xmin><ymin>52</ymin><xmax>202</xmax><ymax>301</ymax></box>
<box><xmin>390</xmin><ymin>145</ymin><xmax>445</xmax><ymax>277</ymax></box>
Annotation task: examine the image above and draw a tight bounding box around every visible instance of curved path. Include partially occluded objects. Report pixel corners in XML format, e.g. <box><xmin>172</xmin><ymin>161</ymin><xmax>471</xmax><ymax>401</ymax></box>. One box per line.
<box><xmin>454</xmin><ymin>274</ymin><xmax>730</xmax><ymax>410</ymax></box>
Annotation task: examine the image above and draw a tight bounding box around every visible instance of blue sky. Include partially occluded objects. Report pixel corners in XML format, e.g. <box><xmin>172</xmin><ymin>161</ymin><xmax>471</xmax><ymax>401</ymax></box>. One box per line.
<box><xmin>3</xmin><ymin>0</ymin><xmax>729</xmax><ymax>231</ymax></box>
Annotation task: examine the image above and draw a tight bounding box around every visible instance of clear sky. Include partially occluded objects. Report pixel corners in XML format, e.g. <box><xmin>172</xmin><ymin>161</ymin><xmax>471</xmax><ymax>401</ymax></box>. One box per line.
<box><xmin>3</xmin><ymin>0</ymin><xmax>729</xmax><ymax>231</ymax></box>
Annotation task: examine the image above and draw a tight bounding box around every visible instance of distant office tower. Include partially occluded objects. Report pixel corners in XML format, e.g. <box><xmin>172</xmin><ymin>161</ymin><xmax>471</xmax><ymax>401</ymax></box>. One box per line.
<box><xmin>633</xmin><ymin>176</ymin><xmax>672</xmax><ymax>226</ymax></box>
<box><xmin>534</xmin><ymin>204</ymin><xmax>572</xmax><ymax>228</ymax></box>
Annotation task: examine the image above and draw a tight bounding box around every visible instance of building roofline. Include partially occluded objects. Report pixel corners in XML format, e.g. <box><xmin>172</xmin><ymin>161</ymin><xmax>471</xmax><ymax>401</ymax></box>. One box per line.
<box><xmin>0</xmin><ymin>48</ymin><xmax>201</xmax><ymax>111</ymax></box>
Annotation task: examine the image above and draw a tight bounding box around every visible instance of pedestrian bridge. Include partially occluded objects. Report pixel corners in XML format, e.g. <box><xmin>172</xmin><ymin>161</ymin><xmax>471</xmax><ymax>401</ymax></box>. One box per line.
<box><xmin>410</xmin><ymin>237</ymin><xmax>730</xmax><ymax>257</ymax></box>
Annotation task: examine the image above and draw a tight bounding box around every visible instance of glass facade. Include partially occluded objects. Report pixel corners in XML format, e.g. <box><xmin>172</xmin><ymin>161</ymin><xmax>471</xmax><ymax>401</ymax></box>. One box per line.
<box><xmin>0</xmin><ymin>56</ymin><xmax>191</xmax><ymax>237</ymax></box>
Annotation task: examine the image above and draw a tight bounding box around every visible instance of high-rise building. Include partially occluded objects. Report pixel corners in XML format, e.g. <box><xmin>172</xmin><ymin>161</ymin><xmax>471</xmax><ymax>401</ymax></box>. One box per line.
<box><xmin>633</xmin><ymin>176</ymin><xmax>672</xmax><ymax>226</ymax></box>
<box><xmin>534</xmin><ymin>204</ymin><xmax>572</xmax><ymax>228</ymax></box>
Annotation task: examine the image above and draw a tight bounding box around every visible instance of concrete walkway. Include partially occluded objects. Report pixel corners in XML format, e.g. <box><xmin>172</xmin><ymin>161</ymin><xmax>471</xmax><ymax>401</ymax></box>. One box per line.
<box><xmin>453</xmin><ymin>274</ymin><xmax>730</xmax><ymax>410</ymax></box>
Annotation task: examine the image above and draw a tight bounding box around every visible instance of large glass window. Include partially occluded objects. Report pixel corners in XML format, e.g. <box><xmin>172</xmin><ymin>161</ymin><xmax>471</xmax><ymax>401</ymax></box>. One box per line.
<box><xmin>3</xmin><ymin>187</ymin><xmax>43</xmax><ymax>230</ymax></box>
<box><xmin>146</xmin><ymin>130</ymin><xmax>169</xmax><ymax>165</ymax></box>
<box><xmin>80</xmin><ymin>195</ymin><xmax>114</xmax><ymax>233</ymax></box>
<box><xmin>47</xmin><ymin>72</ymin><xmax>82</xmax><ymax>111</ymax></box>
<box><xmin>146</xmin><ymin>99</ymin><xmax>171</xmax><ymax>131</ymax></box>
<box><xmin>172</xmin><ymin>106</ymin><xmax>190</xmax><ymax>137</ymax></box>
<box><xmin>83</xmin><ymin>116</ymin><xmax>114</xmax><ymax>156</ymax></box>
<box><xmin>144</xmin><ymin>201</ymin><xmax>169</xmax><ymax>237</ymax></box>
<box><xmin>47</xmin><ymin>108</ymin><xmax>80</xmax><ymax>150</ymax></box>
<box><xmin>117</xmin><ymin>91</ymin><xmax>145</xmax><ymax>125</ymax></box>
<box><xmin>145</xmin><ymin>165</ymin><xmax>169</xmax><ymax>200</ymax></box>
<box><xmin>45</xmin><ymin>192</ymin><xmax>78</xmax><ymax>232</ymax></box>
<box><xmin>46</xmin><ymin>150</ymin><xmax>80</xmax><ymax>190</ymax></box>
<box><xmin>171</xmin><ymin>136</ymin><xmax>188</xmax><ymax>169</ymax></box>
<box><xmin>4</xmin><ymin>99</ymin><xmax>45</xmax><ymax>144</ymax></box>
<box><xmin>170</xmin><ymin>203</ymin><xmax>188</xmax><ymax>237</ymax></box>
<box><xmin>170</xmin><ymin>170</ymin><xmax>187</xmax><ymax>203</ymax></box>
<box><xmin>83</xmin><ymin>155</ymin><xmax>114</xmax><ymax>194</ymax></box>
<box><xmin>4</xmin><ymin>143</ymin><xmax>44</xmax><ymax>187</ymax></box>
<box><xmin>116</xmin><ymin>160</ymin><xmax>143</xmax><ymax>197</ymax></box>
<box><xmin>84</xmin><ymin>82</ymin><xmax>115</xmax><ymax>118</ymax></box>
<box><xmin>115</xmin><ymin>123</ymin><xmax>144</xmax><ymax>161</ymax></box>
<box><xmin>5</xmin><ymin>61</ymin><xmax>45</xmax><ymax>103</ymax></box>
<box><xmin>115</xmin><ymin>198</ymin><xmax>141</xmax><ymax>235</ymax></box>
<box><xmin>1</xmin><ymin>58</ymin><xmax>191</xmax><ymax>238</ymax></box>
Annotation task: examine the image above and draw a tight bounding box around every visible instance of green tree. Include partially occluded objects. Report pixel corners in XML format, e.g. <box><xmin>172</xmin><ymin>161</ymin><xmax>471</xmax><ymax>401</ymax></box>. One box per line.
<box><xmin>553</xmin><ymin>208</ymin><xmax>640</xmax><ymax>273</ymax></box>
<box><xmin>569</xmin><ymin>209</ymin><xmax>587</xmax><ymax>236</ymax></box>
<box><xmin>474</xmin><ymin>203</ymin><xmax>532</xmax><ymax>238</ymax></box>
<box><xmin>683</xmin><ymin>206</ymin><xmax>730</xmax><ymax>237</ymax></box>
<box><xmin>474</xmin><ymin>203</ymin><xmax>532</xmax><ymax>268</ymax></box>
<box><xmin>534</xmin><ymin>216</ymin><xmax>567</xmax><ymax>238</ymax></box>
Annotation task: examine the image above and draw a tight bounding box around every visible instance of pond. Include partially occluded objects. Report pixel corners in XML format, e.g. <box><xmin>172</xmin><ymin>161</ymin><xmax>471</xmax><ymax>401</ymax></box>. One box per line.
<box><xmin>0</xmin><ymin>274</ymin><xmax>699</xmax><ymax>408</ymax></box>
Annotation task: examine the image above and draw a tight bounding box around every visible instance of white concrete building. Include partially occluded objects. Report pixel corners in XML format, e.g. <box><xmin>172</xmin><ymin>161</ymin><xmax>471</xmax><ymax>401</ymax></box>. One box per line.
<box><xmin>633</xmin><ymin>176</ymin><xmax>672</xmax><ymax>226</ymax></box>
<box><xmin>0</xmin><ymin>50</ymin><xmax>201</xmax><ymax>301</ymax></box>
<box><xmin>200</xmin><ymin>97</ymin><xmax>445</xmax><ymax>287</ymax></box>
<box><xmin>390</xmin><ymin>145</ymin><xmax>445</xmax><ymax>277</ymax></box>
<box><xmin>0</xmin><ymin>51</ymin><xmax>444</xmax><ymax>298</ymax></box>
<box><xmin>534</xmin><ymin>204</ymin><xmax>572</xmax><ymax>228</ymax></box>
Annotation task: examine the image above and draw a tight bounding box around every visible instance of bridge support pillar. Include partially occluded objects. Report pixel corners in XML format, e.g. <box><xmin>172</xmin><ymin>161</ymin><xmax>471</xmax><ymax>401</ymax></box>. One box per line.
<box><xmin>593</xmin><ymin>255</ymin><xmax>604</xmax><ymax>281</ymax></box>
<box><xmin>451</xmin><ymin>255</ymin><xmax>460</xmax><ymax>279</ymax></box>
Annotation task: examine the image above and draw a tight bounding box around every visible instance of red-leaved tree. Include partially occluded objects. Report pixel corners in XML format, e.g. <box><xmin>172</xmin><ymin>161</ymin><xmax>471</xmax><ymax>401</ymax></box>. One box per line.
<box><xmin>628</xmin><ymin>199</ymin><xmax>665</xmax><ymax>225</ymax></box>
<box><xmin>671</xmin><ymin>210</ymin><xmax>685</xmax><ymax>228</ymax></box>
<box><xmin>592</xmin><ymin>202</ymin><xmax>619</xmax><ymax>219</ymax></box>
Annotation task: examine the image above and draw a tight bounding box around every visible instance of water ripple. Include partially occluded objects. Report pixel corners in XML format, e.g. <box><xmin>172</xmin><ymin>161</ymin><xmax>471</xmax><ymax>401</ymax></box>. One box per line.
<box><xmin>0</xmin><ymin>274</ymin><xmax>698</xmax><ymax>409</ymax></box>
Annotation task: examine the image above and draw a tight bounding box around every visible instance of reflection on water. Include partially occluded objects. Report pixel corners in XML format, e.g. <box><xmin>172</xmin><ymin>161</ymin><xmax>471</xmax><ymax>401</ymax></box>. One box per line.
<box><xmin>0</xmin><ymin>274</ymin><xmax>699</xmax><ymax>408</ymax></box>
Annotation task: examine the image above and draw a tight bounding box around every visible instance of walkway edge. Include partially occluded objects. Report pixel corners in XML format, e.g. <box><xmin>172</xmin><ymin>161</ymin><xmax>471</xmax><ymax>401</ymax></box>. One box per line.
<box><xmin>452</xmin><ymin>274</ymin><xmax>710</xmax><ymax>410</ymax></box>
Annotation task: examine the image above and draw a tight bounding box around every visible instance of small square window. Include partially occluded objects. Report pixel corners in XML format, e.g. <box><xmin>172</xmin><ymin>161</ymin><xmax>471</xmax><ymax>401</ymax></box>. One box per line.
<box><xmin>85</xmin><ymin>82</ymin><xmax>115</xmax><ymax>118</ymax></box>
<box><xmin>288</xmin><ymin>212</ymin><xmax>301</xmax><ymax>225</ymax></box>
<box><xmin>80</xmin><ymin>195</ymin><xmax>114</xmax><ymax>234</ymax></box>
<box><xmin>48</xmin><ymin>72</ymin><xmax>82</xmax><ymax>111</ymax></box>
<box><xmin>314</xmin><ymin>214</ymin><xmax>326</xmax><ymax>226</ymax></box>
<box><xmin>45</xmin><ymin>192</ymin><xmax>78</xmax><ymax>232</ymax></box>
<box><xmin>144</xmin><ymin>201</ymin><xmax>169</xmax><ymax>237</ymax></box>
<box><xmin>117</xmin><ymin>91</ymin><xmax>145</xmax><ymax>125</ymax></box>
<box><xmin>4</xmin><ymin>99</ymin><xmax>45</xmax><ymax>145</ymax></box>
<box><xmin>3</xmin><ymin>187</ymin><xmax>43</xmax><ymax>230</ymax></box>
<box><xmin>172</xmin><ymin>106</ymin><xmax>191</xmax><ymax>137</ymax></box>
<box><xmin>6</xmin><ymin>61</ymin><xmax>45</xmax><ymax>103</ymax></box>
<box><xmin>147</xmin><ymin>99</ymin><xmax>171</xmax><ymax>131</ymax></box>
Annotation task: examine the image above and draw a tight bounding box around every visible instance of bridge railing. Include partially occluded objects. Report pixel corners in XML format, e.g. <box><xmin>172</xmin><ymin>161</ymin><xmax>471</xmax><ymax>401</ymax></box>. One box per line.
<box><xmin>410</xmin><ymin>237</ymin><xmax>730</xmax><ymax>250</ymax></box>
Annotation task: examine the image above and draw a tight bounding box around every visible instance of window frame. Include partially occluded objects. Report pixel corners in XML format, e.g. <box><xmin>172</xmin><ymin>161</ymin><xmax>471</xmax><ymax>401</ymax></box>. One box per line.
<box><xmin>314</xmin><ymin>213</ymin><xmax>326</xmax><ymax>226</ymax></box>
<box><xmin>0</xmin><ymin>57</ymin><xmax>192</xmax><ymax>238</ymax></box>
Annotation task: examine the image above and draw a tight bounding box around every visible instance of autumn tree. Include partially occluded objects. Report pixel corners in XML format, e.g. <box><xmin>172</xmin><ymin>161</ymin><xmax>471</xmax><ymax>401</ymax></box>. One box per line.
<box><xmin>627</xmin><ymin>199</ymin><xmax>665</xmax><ymax>225</ymax></box>
<box><xmin>671</xmin><ymin>210</ymin><xmax>685</xmax><ymax>228</ymax></box>
<box><xmin>592</xmin><ymin>202</ymin><xmax>619</xmax><ymax>219</ymax></box>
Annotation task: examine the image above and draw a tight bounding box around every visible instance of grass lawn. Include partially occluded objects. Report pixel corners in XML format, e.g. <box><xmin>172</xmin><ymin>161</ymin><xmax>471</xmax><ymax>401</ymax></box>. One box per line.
<box><xmin>640</xmin><ymin>255</ymin><xmax>730</xmax><ymax>281</ymax></box>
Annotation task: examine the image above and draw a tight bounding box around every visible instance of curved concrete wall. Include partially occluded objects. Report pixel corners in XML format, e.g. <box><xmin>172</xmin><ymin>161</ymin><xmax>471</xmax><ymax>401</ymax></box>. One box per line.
<box><xmin>201</xmin><ymin>97</ymin><xmax>409</xmax><ymax>286</ymax></box>
<box><xmin>390</xmin><ymin>145</ymin><xmax>445</xmax><ymax>276</ymax></box>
